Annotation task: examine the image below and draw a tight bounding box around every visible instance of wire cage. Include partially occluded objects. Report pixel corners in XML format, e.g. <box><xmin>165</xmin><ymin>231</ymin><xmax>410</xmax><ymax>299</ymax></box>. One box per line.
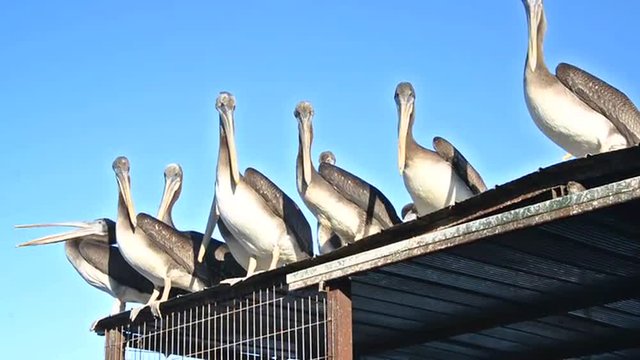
<box><xmin>104</xmin><ymin>285</ymin><xmax>333</xmax><ymax>360</ymax></box>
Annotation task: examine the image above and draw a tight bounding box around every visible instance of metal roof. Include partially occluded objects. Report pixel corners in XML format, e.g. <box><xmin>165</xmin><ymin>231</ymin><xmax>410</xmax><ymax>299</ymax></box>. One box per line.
<box><xmin>94</xmin><ymin>146</ymin><xmax>640</xmax><ymax>359</ymax></box>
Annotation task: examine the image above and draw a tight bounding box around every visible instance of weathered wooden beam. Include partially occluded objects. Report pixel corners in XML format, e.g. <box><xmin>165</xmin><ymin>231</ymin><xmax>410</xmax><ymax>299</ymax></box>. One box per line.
<box><xmin>104</xmin><ymin>328</ymin><xmax>125</xmax><ymax>360</ymax></box>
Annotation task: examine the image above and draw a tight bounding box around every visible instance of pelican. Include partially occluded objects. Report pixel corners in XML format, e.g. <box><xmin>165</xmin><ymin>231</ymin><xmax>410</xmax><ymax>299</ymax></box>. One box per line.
<box><xmin>522</xmin><ymin>0</ymin><xmax>640</xmax><ymax>158</ymax></box>
<box><xmin>113</xmin><ymin>156</ymin><xmax>213</xmax><ymax>319</ymax></box>
<box><xmin>199</xmin><ymin>92</ymin><xmax>312</xmax><ymax>280</ymax></box>
<box><xmin>157</xmin><ymin>162</ymin><xmax>247</xmax><ymax>279</ymax></box>
<box><xmin>294</xmin><ymin>101</ymin><xmax>400</xmax><ymax>254</ymax></box>
<box><xmin>395</xmin><ymin>82</ymin><xmax>488</xmax><ymax>216</ymax></box>
<box><xmin>15</xmin><ymin>219</ymin><xmax>155</xmax><ymax>317</ymax></box>
<box><xmin>316</xmin><ymin>151</ymin><xmax>342</xmax><ymax>254</ymax></box>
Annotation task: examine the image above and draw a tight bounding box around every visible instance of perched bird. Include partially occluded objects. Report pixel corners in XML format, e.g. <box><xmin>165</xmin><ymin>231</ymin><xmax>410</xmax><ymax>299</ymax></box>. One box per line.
<box><xmin>395</xmin><ymin>82</ymin><xmax>488</xmax><ymax>216</ymax></box>
<box><xmin>522</xmin><ymin>0</ymin><xmax>640</xmax><ymax>158</ymax></box>
<box><xmin>294</xmin><ymin>101</ymin><xmax>400</xmax><ymax>254</ymax></box>
<box><xmin>200</xmin><ymin>92</ymin><xmax>312</xmax><ymax>282</ymax></box>
<box><xmin>157</xmin><ymin>162</ymin><xmax>246</xmax><ymax>280</ymax></box>
<box><xmin>112</xmin><ymin>156</ymin><xmax>213</xmax><ymax>319</ymax></box>
<box><xmin>15</xmin><ymin>219</ymin><xmax>155</xmax><ymax>317</ymax></box>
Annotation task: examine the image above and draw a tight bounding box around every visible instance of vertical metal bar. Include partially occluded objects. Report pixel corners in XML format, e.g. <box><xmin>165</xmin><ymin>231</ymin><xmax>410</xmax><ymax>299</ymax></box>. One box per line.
<box><xmin>287</xmin><ymin>300</ymin><xmax>291</xmax><ymax>359</ymax></box>
<box><xmin>245</xmin><ymin>297</ymin><xmax>250</xmax><ymax>360</ymax></box>
<box><xmin>215</xmin><ymin>302</ymin><xmax>219</xmax><ymax>360</ymax></box>
<box><xmin>280</xmin><ymin>294</ymin><xmax>284</xmax><ymax>360</ymax></box>
<box><xmin>183</xmin><ymin>309</ymin><xmax>187</xmax><ymax>358</ymax></box>
<box><xmin>233</xmin><ymin>300</ymin><xmax>237</xmax><ymax>360</ymax></box>
<box><xmin>294</xmin><ymin>297</ymin><xmax>298</xmax><ymax>359</ymax></box>
<box><xmin>273</xmin><ymin>287</ymin><xmax>277</xmax><ymax>360</ymax></box>
<box><xmin>316</xmin><ymin>294</ymin><xmax>320</xmax><ymax>359</ymax></box>
<box><xmin>323</xmin><ymin>296</ymin><xmax>328</xmax><ymax>360</ymax></box>
<box><xmin>252</xmin><ymin>290</ymin><xmax>257</xmax><ymax>358</ymax></box>
<box><xmin>327</xmin><ymin>279</ymin><xmax>352</xmax><ymax>360</ymax></box>
<box><xmin>225</xmin><ymin>305</ymin><xmax>230</xmax><ymax>359</ymax></box>
<box><xmin>171</xmin><ymin>312</ymin><xmax>175</xmax><ymax>357</ymax></box>
<box><xmin>258</xmin><ymin>289</ymin><xmax>264</xmax><ymax>356</ymax></box>
<box><xmin>266</xmin><ymin>288</ymin><xmax>270</xmax><ymax>359</ymax></box>
<box><xmin>302</xmin><ymin>292</ymin><xmax>306</xmax><ymax>360</ymax></box>
<box><xmin>308</xmin><ymin>296</ymin><xmax>312</xmax><ymax>359</ymax></box>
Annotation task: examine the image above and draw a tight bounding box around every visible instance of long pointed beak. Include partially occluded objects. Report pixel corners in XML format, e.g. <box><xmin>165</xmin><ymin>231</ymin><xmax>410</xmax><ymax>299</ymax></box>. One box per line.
<box><xmin>526</xmin><ymin>5</ymin><xmax>540</xmax><ymax>72</ymax></box>
<box><xmin>220</xmin><ymin>109</ymin><xmax>240</xmax><ymax>186</ymax></box>
<box><xmin>16</xmin><ymin>221</ymin><xmax>103</xmax><ymax>247</ymax></box>
<box><xmin>199</xmin><ymin>194</ymin><xmax>218</xmax><ymax>262</ymax></box>
<box><xmin>157</xmin><ymin>177</ymin><xmax>179</xmax><ymax>226</ymax></box>
<box><xmin>115</xmin><ymin>171</ymin><xmax>137</xmax><ymax>227</ymax></box>
<box><xmin>299</xmin><ymin>119</ymin><xmax>314</xmax><ymax>186</ymax></box>
<box><xmin>397</xmin><ymin>100</ymin><xmax>413</xmax><ymax>174</ymax></box>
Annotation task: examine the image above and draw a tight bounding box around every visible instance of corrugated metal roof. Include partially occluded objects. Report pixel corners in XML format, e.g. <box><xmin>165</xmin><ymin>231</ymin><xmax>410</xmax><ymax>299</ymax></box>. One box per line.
<box><xmin>351</xmin><ymin>199</ymin><xmax>640</xmax><ymax>359</ymax></box>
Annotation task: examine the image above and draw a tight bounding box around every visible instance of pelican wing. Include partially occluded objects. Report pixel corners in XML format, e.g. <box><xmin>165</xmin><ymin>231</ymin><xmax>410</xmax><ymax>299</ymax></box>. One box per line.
<box><xmin>318</xmin><ymin>163</ymin><xmax>401</xmax><ymax>228</ymax></box>
<box><xmin>136</xmin><ymin>213</ymin><xmax>212</xmax><ymax>283</ymax></box>
<box><xmin>556</xmin><ymin>62</ymin><xmax>640</xmax><ymax>144</ymax></box>
<box><xmin>78</xmin><ymin>240</ymin><xmax>155</xmax><ymax>295</ymax></box>
<box><xmin>317</xmin><ymin>222</ymin><xmax>342</xmax><ymax>255</ymax></box>
<box><xmin>182</xmin><ymin>230</ymin><xmax>246</xmax><ymax>281</ymax></box>
<box><xmin>243</xmin><ymin>167</ymin><xmax>313</xmax><ymax>256</ymax></box>
<box><xmin>432</xmin><ymin>136</ymin><xmax>488</xmax><ymax>195</ymax></box>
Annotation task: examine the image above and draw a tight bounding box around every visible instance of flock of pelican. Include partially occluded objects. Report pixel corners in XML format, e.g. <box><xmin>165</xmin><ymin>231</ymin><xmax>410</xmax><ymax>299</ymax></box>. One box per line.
<box><xmin>15</xmin><ymin>0</ymin><xmax>640</xmax><ymax>324</ymax></box>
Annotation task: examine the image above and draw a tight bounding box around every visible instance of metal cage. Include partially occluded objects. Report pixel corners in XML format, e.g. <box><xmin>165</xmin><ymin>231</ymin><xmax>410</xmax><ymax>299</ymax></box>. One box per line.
<box><xmin>103</xmin><ymin>284</ymin><xmax>344</xmax><ymax>360</ymax></box>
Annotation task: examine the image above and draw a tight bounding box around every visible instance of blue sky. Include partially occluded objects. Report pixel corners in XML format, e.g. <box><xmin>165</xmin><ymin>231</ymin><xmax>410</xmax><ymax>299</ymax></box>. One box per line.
<box><xmin>1</xmin><ymin>1</ymin><xmax>639</xmax><ymax>358</ymax></box>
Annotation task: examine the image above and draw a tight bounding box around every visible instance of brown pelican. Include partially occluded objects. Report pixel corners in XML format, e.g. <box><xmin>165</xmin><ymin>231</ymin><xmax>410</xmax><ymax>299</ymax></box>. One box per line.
<box><xmin>395</xmin><ymin>82</ymin><xmax>488</xmax><ymax>216</ymax></box>
<box><xmin>522</xmin><ymin>0</ymin><xmax>640</xmax><ymax>158</ymax></box>
<box><xmin>113</xmin><ymin>156</ymin><xmax>213</xmax><ymax>319</ymax></box>
<box><xmin>15</xmin><ymin>219</ymin><xmax>155</xmax><ymax>317</ymax></box>
<box><xmin>294</xmin><ymin>101</ymin><xmax>400</xmax><ymax>254</ymax></box>
<box><xmin>157</xmin><ymin>162</ymin><xmax>247</xmax><ymax>279</ymax></box>
<box><xmin>316</xmin><ymin>151</ymin><xmax>342</xmax><ymax>254</ymax></box>
<box><xmin>199</xmin><ymin>92</ymin><xmax>312</xmax><ymax>280</ymax></box>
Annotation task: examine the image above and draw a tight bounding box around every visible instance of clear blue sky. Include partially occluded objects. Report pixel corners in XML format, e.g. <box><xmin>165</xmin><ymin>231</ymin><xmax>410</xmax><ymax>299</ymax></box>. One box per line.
<box><xmin>2</xmin><ymin>1</ymin><xmax>639</xmax><ymax>358</ymax></box>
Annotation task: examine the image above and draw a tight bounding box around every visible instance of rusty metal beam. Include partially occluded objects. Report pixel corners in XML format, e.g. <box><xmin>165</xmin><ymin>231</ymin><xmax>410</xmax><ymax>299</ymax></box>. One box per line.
<box><xmin>327</xmin><ymin>279</ymin><xmax>353</xmax><ymax>360</ymax></box>
<box><xmin>287</xmin><ymin>176</ymin><xmax>640</xmax><ymax>290</ymax></box>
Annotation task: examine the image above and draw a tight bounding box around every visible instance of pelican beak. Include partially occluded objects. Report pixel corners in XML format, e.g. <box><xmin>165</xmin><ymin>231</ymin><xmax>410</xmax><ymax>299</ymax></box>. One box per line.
<box><xmin>219</xmin><ymin>106</ymin><xmax>240</xmax><ymax>186</ymax></box>
<box><xmin>158</xmin><ymin>174</ymin><xmax>180</xmax><ymax>226</ymax></box>
<box><xmin>115</xmin><ymin>169</ymin><xmax>137</xmax><ymax>227</ymax></box>
<box><xmin>397</xmin><ymin>97</ymin><xmax>414</xmax><ymax>174</ymax></box>
<box><xmin>199</xmin><ymin>194</ymin><xmax>218</xmax><ymax>262</ymax></box>
<box><xmin>526</xmin><ymin>1</ymin><xmax>542</xmax><ymax>72</ymax></box>
<box><xmin>15</xmin><ymin>221</ymin><xmax>106</xmax><ymax>247</ymax></box>
<box><xmin>298</xmin><ymin>114</ymin><xmax>314</xmax><ymax>186</ymax></box>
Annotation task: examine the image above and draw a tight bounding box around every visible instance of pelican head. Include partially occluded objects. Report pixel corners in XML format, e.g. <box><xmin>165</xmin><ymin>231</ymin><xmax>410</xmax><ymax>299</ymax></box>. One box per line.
<box><xmin>113</xmin><ymin>156</ymin><xmax>136</xmax><ymax>227</ymax></box>
<box><xmin>216</xmin><ymin>92</ymin><xmax>240</xmax><ymax>185</ymax></box>
<box><xmin>395</xmin><ymin>82</ymin><xmax>416</xmax><ymax>174</ymax></box>
<box><xmin>157</xmin><ymin>163</ymin><xmax>183</xmax><ymax>226</ymax></box>
<box><xmin>294</xmin><ymin>101</ymin><xmax>315</xmax><ymax>185</ymax></box>
<box><xmin>319</xmin><ymin>151</ymin><xmax>336</xmax><ymax>165</ymax></box>
<box><xmin>522</xmin><ymin>0</ymin><xmax>546</xmax><ymax>72</ymax></box>
<box><xmin>16</xmin><ymin>219</ymin><xmax>115</xmax><ymax>247</ymax></box>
